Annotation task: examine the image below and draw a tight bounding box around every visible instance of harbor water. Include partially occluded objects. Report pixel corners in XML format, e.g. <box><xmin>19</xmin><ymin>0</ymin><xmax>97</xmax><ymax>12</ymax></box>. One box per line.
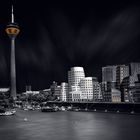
<box><xmin>0</xmin><ymin>110</ymin><xmax>140</xmax><ymax>140</ymax></box>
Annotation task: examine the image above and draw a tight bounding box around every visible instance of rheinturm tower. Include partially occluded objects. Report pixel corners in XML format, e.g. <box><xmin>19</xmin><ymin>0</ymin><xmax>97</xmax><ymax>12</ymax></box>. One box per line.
<box><xmin>5</xmin><ymin>6</ymin><xmax>20</xmax><ymax>100</ymax></box>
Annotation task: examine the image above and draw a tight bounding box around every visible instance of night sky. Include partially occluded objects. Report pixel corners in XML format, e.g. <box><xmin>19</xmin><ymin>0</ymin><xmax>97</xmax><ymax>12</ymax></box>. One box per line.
<box><xmin>0</xmin><ymin>1</ymin><xmax>140</xmax><ymax>92</ymax></box>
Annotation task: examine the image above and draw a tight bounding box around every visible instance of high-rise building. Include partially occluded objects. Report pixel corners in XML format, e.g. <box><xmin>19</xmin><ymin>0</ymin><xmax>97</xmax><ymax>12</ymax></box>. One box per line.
<box><xmin>102</xmin><ymin>66</ymin><xmax>116</xmax><ymax>82</ymax></box>
<box><xmin>129</xmin><ymin>63</ymin><xmax>140</xmax><ymax>82</ymax></box>
<box><xmin>119</xmin><ymin>63</ymin><xmax>140</xmax><ymax>103</ymax></box>
<box><xmin>116</xmin><ymin>65</ymin><xmax>129</xmax><ymax>101</ymax></box>
<box><xmin>120</xmin><ymin>77</ymin><xmax>131</xmax><ymax>102</ymax></box>
<box><xmin>60</xmin><ymin>82</ymin><xmax>68</xmax><ymax>102</ymax></box>
<box><xmin>5</xmin><ymin>6</ymin><xmax>20</xmax><ymax>100</ymax></box>
<box><xmin>68</xmin><ymin>67</ymin><xmax>85</xmax><ymax>101</ymax></box>
<box><xmin>116</xmin><ymin>65</ymin><xmax>129</xmax><ymax>86</ymax></box>
<box><xmin>120</xmin><ymin>71</ymin><xmax>140</xmax><ymax>103</ymax></box>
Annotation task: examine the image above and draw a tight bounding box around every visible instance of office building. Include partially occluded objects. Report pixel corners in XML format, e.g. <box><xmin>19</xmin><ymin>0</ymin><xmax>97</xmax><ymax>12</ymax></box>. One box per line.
<box><xmin>129</xmin><ymin>82</ymin><xmax>140</xmax><ymax>103</ymax></box>
<box><xmin>101</xmin><ymin>81</ymin><xmax>120</xmax><ymax>102</ymax></box>
<box><xmin>116</xmin><ymin>65</ymin><xmax>129</xmax><ymax>86</ymax></box>
<box><xmin>92</xmin><ymin>77</ymin><xmax>102</xmax><ymax>101</ymax></box>
<box><xmin>102</xmin><ymin>66</ymin><xmax>116</xmax><ymax>82</ymax></box>
<box><xmin>116</xmin><ymin>65</ymin><xmax>129</xmax><ymax>101</ymax></box>
<box><xmin>129</xmin><ymin>75</ymin><xmax>140</xmax><ymax>102</ymax></box>
<box><xmin>129</xmin><ymin>63</ymin><xmax>140</xmax><ymax>82</ymax></box>
<box><xmin>120</xmin><ymin>77</ymin><xmax>131</xmax><ymax>102</ymax></box>
<box><xmin>111</xmin><ymin>88</ymin><xmax>121</xmax><ymax>103</ymax></box>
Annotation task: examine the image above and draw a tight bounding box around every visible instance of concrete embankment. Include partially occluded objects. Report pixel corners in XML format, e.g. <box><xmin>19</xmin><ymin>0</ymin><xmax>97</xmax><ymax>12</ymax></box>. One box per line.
<box><xmin>45</xmin><ymin>101</ymin><xmax>140</xmax><ymax>114</ymax></box>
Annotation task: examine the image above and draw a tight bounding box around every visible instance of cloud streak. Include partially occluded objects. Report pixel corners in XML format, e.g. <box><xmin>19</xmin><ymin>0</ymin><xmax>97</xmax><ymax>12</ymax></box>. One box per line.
<box><xmin>0</xmin><ymin>4</ymin><xmax>140</xmax><ymax>91</ymax></box>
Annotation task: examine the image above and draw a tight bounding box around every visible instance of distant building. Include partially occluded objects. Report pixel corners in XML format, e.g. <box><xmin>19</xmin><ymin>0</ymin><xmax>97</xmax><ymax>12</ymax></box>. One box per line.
<box><xmin>50</xmin><ymin>81</ymin><xmax>57</xmax><ymax>94</ymax></box>
<box><xmin>102</xmin><ymin>66</ymin><xmax>117</xmax><ymax>82</ymax></box>
<box><xmin>101</xmin><ymin>82</ymin><xmax>121</xmax><ymax>102</ymax></box>
<box><xmin>68</xmin><ymin>67</ymin><xmax>85</xmax><ymax>90</ymax></box>
<box><xmin>111</xmin><ymin>88</ymin><xmax>121</xmax><ymax>103</ymax></box>
<box><xmin>50</xmin><ymin>81</ymin><xmax>61</xmax><ymax>100</ymax></box>
<box><xmin>22</xmin><ymin>90</ymin><xmax>40</xmax><ymax>95</ymax></box>
<box><xmin>129</xmin><ymin>75</ymin><xmax>140</xmax><ymax>103</ymax></box>
<box><xmin>22</xmin><ymin>85</ymin><xmax>40</xmax><ymax>95</ymax></box>
<box><xmin>60</xmin><ymin>82</ymin><xmax>68</xmax><ymax>102</ymax></box>
<box><xmin>116</xmin><ymin>65</ymin><xmax>129</xmax><ymax>88</ymax></box>
<box><xmin>101</xmin><ymin>81</ymin><xmax>117</xmax><ymax>92</ymax></box>
<box><xmin>129</xmin><ymin>63</ymin><xmax>140</xmax><ymax>81</ymax></box>
<box><xmin>26</xmin><ymin>85</ymin><xmax>32</xmax><ymax>92</ymax></box>
<box><xmin>92</xmin><ymin>78</ymin><xmax>102</xmax><ymax>101</ymax></box>
<box><xmin>68</xmin><ymin>67</ymin><xmax>85</xmax><ymax>101</ymax></box>
<box><xmin>0</xmin><ymin>88</ymin><xmax>10</xmax><ymax>93</ymax></box>
<box><xmin>120</xmin><ymin>72</ymin><xmax>140</xmax><ymax>103</ymax></box>
<box><xmin>101</xmin><ymin>82</ymin><xmax>112</xmax><ymax>102</ymax></box>
<box><xmin>0</xmin><ymin>88</ymin><xmax>10</xmax><ymax>98</ymax></box>
<box><xmin>80</xmin><ymin>77</ymin><xmax>93</xmax><ymax>101</ymax></box>
<box><xmin>120</xmin><ymin>77</ymin><xmax>131</xmax><ymax>102</ymax></box>
<box><xmin>129</xmin><ymin>82</ymin><xmax>140</xmax><ymax>103</ymax></box>
<box><xmin>40</xmin><ymin>89</ymin><xmax>51</xmax><ymax>95</ymax></box>
<box><xmin>116</xmin><ymin>65</ymin><xmax>129</xmax><ymax>101</ymax></box>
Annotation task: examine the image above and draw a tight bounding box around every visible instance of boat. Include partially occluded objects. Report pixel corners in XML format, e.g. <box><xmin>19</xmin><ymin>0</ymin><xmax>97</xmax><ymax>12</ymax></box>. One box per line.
<box><xmin>22</xmin><ymin>107</ymin><xmax>28</xmax><ymax>111</ymax></box>
<box><xmin>60</xmin><ymin>106</ymin><xmax>67</xmax><ymax>111</ymax></box>
<box><xmin>27</xmin><ymin>105</ymin><xmax>35</xmax><ymax>110</ymax></box>
<box><xmin>0</xmin><ymin>108</ymin><xmax>16</xmax><ymax>116</ymax></box>
<box><xmin>67</xmin><ymin>106</ymin><xmax>80</xmax><ymax>111</ymax></box>
<box><xmin>41</xmin><ymin>106</ymin><xmax>56</xmax><ymax>112</ymax></box>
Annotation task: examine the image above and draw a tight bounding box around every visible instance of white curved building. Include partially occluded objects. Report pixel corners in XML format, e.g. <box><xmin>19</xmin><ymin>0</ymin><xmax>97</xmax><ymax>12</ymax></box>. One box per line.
<box><xmin>68</xmin><ymin>67</ymin><xmax>85</xmax><ymax>101</ymax></box>
<box><xmin>68</xmin><ymin>67</ymin><xmax>85</xmax><ymax>88</ymax></box>
<box><xmin>60</xmin><ymin>82</ymin><xmax>68</xmax><ymax>102</ymax></box>
<box><xmin>80</xmin><ymin>77</ymin><xmax>93</xmax><ymax>101</ymax></box>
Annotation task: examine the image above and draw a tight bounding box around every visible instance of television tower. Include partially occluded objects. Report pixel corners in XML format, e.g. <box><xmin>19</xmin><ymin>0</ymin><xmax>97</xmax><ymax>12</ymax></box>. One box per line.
<box><xmin>5</xmin><ymin>6</ymin><xmax>20</xmax><ymax>100</ymax></box>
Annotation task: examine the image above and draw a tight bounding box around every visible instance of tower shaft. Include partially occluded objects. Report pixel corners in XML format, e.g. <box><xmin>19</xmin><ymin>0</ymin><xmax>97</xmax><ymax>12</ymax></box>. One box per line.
<box><xmin>6</xmin><ymin>5</ymin><xmax>20</xmax><ymax>100</ymax></box>
<box><xmin>11</xmin><ymin>38</ymin><xmax>16</xmax><ymax>100</ymax></box>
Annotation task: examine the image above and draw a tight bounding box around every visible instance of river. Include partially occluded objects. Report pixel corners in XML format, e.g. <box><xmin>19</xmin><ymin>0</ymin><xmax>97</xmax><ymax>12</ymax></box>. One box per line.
<box><xmin>0</xmin><ymin>110</ymin><xmax>140</xmax><ymax>140</ymax></box>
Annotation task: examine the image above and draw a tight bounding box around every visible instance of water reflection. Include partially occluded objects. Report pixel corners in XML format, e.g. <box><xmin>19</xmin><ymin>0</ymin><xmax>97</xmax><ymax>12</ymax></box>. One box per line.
<box><xmin>0</xmin><ymin>110</ymin><xmax>140</xmax><ymax>140</ymax></box>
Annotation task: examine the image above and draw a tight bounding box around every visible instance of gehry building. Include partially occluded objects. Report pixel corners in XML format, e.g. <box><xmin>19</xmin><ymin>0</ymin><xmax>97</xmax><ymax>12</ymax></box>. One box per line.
<box><xmin>68</xmin><ymin>67</ymin><xmax>85</xmax><ymax>101</ymax></box>
<box><xmin>68</xmin><ymin>67</ymin><xmax>94</xmax><ymax>102</ymax></box>
<box><xmin>60</xmin><ymin>82</ymin><xmax>68</xmax><ymax>102</ymax></box>
<box><xmin>80</xmin><ymin>77</ymin><xmax>93</xmax><ymax>101</ymax></box>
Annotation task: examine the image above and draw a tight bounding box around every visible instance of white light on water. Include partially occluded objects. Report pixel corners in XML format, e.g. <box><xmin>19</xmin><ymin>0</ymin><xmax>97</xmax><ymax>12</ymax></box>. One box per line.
<box><xmin>24</xmin><ymin>118</ymin><xmax>28</xmax><ymax>121</ymax></box>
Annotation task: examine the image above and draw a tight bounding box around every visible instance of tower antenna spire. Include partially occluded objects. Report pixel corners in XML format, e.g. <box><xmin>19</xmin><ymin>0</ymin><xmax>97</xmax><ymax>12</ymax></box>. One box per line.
<box><xmin>11</xmin><ymin>5</ymin><xmax>14</xmax><ymax>23</ymax></box>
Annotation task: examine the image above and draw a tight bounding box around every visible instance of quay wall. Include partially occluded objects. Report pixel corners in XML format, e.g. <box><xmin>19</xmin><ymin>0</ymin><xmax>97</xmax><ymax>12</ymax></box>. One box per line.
<box><xmin>45</xmin><ymin>101</ymin><xmax>140</xmax><ymax>114</ymax></box>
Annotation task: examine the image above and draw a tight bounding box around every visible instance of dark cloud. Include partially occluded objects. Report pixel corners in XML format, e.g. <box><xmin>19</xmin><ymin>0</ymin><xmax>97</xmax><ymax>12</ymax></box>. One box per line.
<box><xmin>0</xmin><ymin>1</ymin><xmax>140</xmax><ymax>91</ymax></box>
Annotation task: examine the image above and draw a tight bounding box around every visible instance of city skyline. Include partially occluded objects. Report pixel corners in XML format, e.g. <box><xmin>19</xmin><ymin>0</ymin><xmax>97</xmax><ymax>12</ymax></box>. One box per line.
<box><xmin>0</xmin><ymin>1</ymin><xmax>140</xmax><ymax>92</ymax></box>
